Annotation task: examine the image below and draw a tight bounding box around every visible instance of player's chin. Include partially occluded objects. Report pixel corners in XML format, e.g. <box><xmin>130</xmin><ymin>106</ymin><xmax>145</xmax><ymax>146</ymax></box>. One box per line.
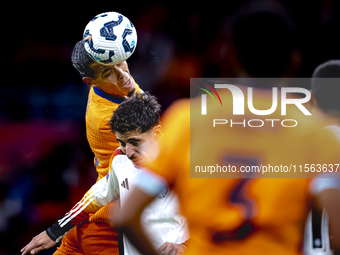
<box><xmin>132</xmin><ymin>158</ymin><xmax>145</xmax><ymax>168</ymax></box>
<box><xmin>117</xmin><ymin>86</ymin><xmax>132</xmax><ymax>97</ymax></box>
<box><xmin>127</xmin><ymin>87</ymin><xmax>136</xmax><ymax>97</ymax></box>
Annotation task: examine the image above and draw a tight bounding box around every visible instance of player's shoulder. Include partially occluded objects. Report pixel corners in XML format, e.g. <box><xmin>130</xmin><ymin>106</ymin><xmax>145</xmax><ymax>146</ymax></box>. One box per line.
<box><xmin>110</xmin><ymin>148</ymin><xmax>135</xmax><ymax>170</ymax></box>
<box><xmin>111</xmin><ymin>148</ymin><xmax>126</xmax><ymax>162</ymax></box>
<box><xmin>109</xmin><ymin>148</ymin><xmax>124</xmax><ymax>167</ymax></box>
<box><xmin>295</xmin><ymin>114</ymin><xmax>340</xmax><ymax>143</ymax></box>
<box><xmin>164</xmin><ymin>99</ymin><xmax>190</xmax><ymax>118</ymax></box>
<box><xmin>87</xmin><ymin>107</ymin><xmax>119</xmax><ymax>131</ymax></box>
<box><xmin>88</xmin><ymin>88</ymin><xmax>120</xmax><ymax>113</ymax></box>
<box><xmin>161</xmin><ymin>99</ymin><xmax>190</xmax><ymax>129</ymax></box>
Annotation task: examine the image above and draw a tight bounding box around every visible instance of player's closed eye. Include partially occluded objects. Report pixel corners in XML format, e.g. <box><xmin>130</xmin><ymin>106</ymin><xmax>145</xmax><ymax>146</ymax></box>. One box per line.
<box><xmin>118</xmin><ymin>141</ymin><xmax>126</xmax><ymax>148</ymax></box>
<box><xmin>103</xmin><ymin>70</ymin><xmax>112</xmax><ymax>78</ymax></box>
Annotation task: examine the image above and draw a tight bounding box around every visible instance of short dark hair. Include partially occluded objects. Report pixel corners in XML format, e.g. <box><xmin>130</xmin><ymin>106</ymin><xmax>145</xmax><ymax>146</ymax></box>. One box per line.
<box><xmin>71</xmin><ymin>40</ymin><xmax>95</xmax><ymax>78</ymax></box>
<box><xmin>110</xmin><ymin>92</ymin><xmax>161</xmax><ymax>134</ymax></box>
<box><xmin>311</xmin><ymin>60</ymin><xmax>340</xmax><ymax>114</ymax></box>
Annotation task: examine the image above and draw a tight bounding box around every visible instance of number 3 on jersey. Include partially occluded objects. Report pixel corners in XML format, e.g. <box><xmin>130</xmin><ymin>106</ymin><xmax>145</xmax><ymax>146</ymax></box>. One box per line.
<box><xmin>212</xmin><ymin>155</ymin><xmax>259</xmax><ymax>242</ymax></box>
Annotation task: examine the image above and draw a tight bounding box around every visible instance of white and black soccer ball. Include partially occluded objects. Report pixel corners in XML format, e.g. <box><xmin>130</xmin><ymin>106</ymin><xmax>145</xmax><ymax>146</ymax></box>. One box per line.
<box><xmin>83</xmin><ymin>12</ymin><xmax>137</xmax><ymax>65</ymax></box>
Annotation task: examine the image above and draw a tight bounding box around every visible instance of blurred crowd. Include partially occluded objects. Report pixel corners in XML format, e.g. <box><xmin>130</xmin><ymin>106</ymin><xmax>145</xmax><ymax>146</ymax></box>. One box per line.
<box><xmin>2</xmin><ymin>0</ymin><xmax>340</xmax><ymax>254</ymax></box>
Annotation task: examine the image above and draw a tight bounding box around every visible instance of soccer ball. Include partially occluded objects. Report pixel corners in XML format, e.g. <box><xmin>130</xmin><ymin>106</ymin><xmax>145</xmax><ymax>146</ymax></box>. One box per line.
<box><xmin>83</xmin><ymin>12</ymin><xmax>137</xmax><ymax>65</ymax></box>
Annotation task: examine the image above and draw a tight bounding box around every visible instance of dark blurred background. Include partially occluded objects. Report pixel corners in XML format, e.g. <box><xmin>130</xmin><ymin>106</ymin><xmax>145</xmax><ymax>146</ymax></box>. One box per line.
<box><xmin>1</xmin><ymin>0</ymin><xmax>340</xmax><ymax>254</ymax></box>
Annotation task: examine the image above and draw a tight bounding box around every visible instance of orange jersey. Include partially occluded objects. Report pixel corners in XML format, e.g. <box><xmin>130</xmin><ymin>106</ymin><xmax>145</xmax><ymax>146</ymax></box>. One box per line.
<box><xmin>146</xmin><ymin>89</ymin><xmax>340</xmax><ymax>255</ymax></box>
<box><xmin>53</xmin><ymin>79</ymin><xmax>142</xmax><ymax>255</ymax></box>
<box><xmin>86</xmin><ymin>78</ymin><xmax>142</xmax><ymax>179</ymax></box>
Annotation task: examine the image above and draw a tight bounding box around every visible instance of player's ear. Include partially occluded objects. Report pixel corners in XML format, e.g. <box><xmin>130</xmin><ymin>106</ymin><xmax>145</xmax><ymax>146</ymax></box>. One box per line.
<box><xmin>152</xmin><ymin>125</ymin><xmax>162</xmax><ymax>141</ymax></box>
<box><xmin>82</xmin><ymin>77</ymin><xmax>97</xmax><ymax>87</ymax></box>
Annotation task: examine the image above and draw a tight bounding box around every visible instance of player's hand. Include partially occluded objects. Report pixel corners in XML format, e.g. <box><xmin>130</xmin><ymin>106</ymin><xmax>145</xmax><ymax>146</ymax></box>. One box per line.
<box><xmin>20</xmin><ymin>231</ymin><xmax>56</xmax><ymax>255</ymax></box>
<box><xmin>157</xmin><ymin>242</ymin><xmax>187</xmax><ymax>255</ymax></box>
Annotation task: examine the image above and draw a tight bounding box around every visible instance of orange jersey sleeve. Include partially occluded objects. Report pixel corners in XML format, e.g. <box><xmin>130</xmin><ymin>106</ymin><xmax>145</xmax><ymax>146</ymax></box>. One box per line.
<box><xmin>146</xmin><ymin>91</ymin><xmax>340</xmax><ymax>255</ymax></box>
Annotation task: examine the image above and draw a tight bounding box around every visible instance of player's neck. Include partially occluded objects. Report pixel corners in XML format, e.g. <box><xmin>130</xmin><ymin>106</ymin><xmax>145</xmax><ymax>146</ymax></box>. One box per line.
<box><xmin>94</xmin><ymin>85</ymin><xmax>128</xmax><ymax>99</ymax></box>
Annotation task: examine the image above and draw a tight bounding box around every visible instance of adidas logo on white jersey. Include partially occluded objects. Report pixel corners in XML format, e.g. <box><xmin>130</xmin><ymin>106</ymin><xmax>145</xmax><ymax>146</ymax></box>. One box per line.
<box><xmin>121</xmin><ymin>178</ymin><xmax>129</xmax><ymax>190</ymax></box>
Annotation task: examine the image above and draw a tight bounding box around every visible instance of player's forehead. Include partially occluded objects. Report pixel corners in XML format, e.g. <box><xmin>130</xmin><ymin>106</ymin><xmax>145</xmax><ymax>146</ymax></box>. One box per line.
<box><xmin>90</xmin><ymin>61</ymin><xmax>127</xmax><ymax>73</ymax></box>
<box><xmin>115</xmin><ymin>130</ymin><xmax>150</xmax><ymax>142</ymax></box>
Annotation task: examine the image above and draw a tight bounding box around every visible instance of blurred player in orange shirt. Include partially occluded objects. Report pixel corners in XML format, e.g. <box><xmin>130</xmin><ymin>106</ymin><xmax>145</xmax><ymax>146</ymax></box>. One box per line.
<box><xmin>115</xmin><ymin>87</ymin><xmax>340</xmax><ymax>255</ymax></box>
<box><xmin>21</xmin><ymin>37</ymin><xmax>143</xmax><ymax>254</ymax></box>
<box><xmin>114</xmin><ymin>2</ymin><xmax>340</xmax><ymax>254</ymax></box>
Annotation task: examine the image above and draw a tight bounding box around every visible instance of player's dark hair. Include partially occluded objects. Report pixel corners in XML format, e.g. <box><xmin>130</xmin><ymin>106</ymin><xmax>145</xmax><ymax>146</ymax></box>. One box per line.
<box><xmin>71</xmin><ymin>40</ymin><xmax>95</xmax><ymax>78</ymax></box>
<box><xmin>311</xmin><ymin>60</ymin><xmax>340</xmax><ymax>114</ymax></box>
<box><xmin>110</xmin><ymin>92</ymin><xmax>161</xmax><ymax>134</ymax></box>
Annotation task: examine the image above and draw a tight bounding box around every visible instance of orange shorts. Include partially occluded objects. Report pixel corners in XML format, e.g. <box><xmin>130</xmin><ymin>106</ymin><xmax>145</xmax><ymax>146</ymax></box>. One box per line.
<box><xmin>54</xmin><ymin>221</ymin><xmax>120</xmax><ymax>255</ymax></box>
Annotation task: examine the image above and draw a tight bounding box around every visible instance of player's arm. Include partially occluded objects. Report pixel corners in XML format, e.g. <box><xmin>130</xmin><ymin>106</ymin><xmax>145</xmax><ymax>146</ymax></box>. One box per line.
<box><xmin>46</xmin><ymin>172</ymin><xmax>120</xmax><ymax>241</ymax></box>
<box><xmin>317</xmin><ymin>188</ymin><xmax>340</xmax><ymax>254</ymax></box>
<box><xmin>115</xmin><ymin>170</ymin><xmax>168</xmax><ymax>255</ymax></box>
<box><xmin>21</xmin><ymin>168</ymin><xmax>120</xmax><ymax>255</ymax></box>
<box><xmin>156</xmin><ymin>242</ymin><xmax>187</xmax><ymax>255</ymax></box>
<box><xmin>156</xmin><ymin>193</ymin><xmax>190</xmax><ymax>255</ymax></box>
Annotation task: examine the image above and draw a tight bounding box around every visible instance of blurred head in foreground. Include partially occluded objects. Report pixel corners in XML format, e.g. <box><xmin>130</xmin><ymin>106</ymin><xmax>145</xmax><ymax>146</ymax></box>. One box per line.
<box><xmin>311</xmin><ymin>59</ymin><xmax>340</xmax><ymax>118</ymax></box>
<box><xmin>221</xmin><ymin>0</ymin><xmax>301</xmax><ymax>78</ymax></box>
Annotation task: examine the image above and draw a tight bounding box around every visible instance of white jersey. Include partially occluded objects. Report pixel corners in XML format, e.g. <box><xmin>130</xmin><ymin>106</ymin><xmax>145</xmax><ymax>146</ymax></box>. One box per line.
<box><xmin>303</xmin><ymin>209</ymin><xmax>332</xmax><ymax>255</ymax></box>
<box><xmin>47</xmin><ymin>148</ymin><xmax>189</xmax><ymax>252</ymax></box>
<box><xmin>110</xmin><ymin>149</ymin><xmax>189</xmax><ymax>255</ymax></box>
<box><xmin>303</xmin><ymin>125</ymin><xmax>340</xmax><ymax>255</ymax></box>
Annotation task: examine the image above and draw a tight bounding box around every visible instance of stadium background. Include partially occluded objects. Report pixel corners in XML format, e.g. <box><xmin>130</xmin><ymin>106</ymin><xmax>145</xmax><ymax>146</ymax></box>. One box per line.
<box><xmin>1</xmin><ymin>1</ymin><xmax>340</xmax><ymax>254</ymax></box>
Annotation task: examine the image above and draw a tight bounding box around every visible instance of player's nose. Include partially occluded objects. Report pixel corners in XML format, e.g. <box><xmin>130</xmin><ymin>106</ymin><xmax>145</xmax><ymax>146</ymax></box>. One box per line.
<box><xmin>125</xmin><ymin>144</ymin><xmax>135</xmax><ymax>159</ymax></box>
<box><xmin>114</xmin><ymin>65</ymin><xmax>125</xmax><ymax>80</ymax></box>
